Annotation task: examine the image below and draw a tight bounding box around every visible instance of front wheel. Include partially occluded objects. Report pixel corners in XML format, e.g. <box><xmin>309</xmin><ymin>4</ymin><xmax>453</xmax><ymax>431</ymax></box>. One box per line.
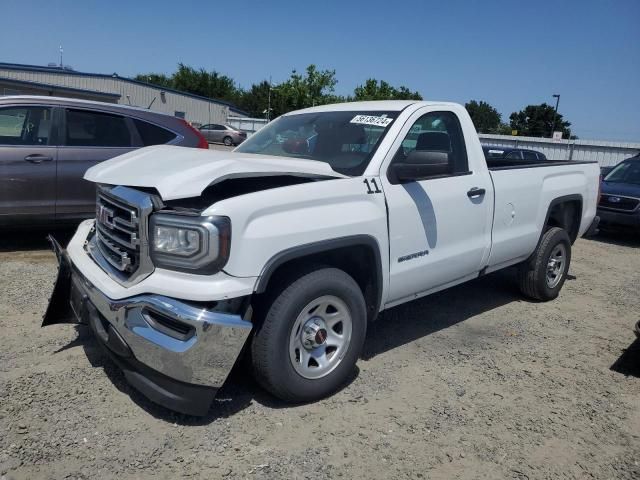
<box><xmin>223</xmin><ymin>136</ymin><xmax>233</xmax><ymax>146</ymax></box>
<box><xmin>517</xmin><ymin>226</ymin><xmax>571</xmax><ymax>301</ymax></box>
<box><xmin>251</xmin><ymin>268</ymin><xmax>367</xmax><ymax>402</ymax></box>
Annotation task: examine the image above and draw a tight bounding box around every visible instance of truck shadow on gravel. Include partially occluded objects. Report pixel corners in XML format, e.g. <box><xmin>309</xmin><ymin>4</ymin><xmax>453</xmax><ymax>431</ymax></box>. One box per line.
<box><xmin>610</xmin><ymin>338</ymin><xmax>640</xmax><ymax>378</ymax></box>
<box><xmin>61</xmin><ymin>325</ymin><xmax>337</xmax><ymax>425</ymax></box>
<box><xmin>587</xmin><ymin>229</ymin><xmax>640</xmax><ymax>249</ymax></box>
<box><xmin>55</xmin><ymin>269</ymin><xmax>526</xmax><ymax>424</ymax></box>
<box><xmin>362</xmin><ymin>270</ymin><xmax>523</xmax><ymax>360</ymax></box>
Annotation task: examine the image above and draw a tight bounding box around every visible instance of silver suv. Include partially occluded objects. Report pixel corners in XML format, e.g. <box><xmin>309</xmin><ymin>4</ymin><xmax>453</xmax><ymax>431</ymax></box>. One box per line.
<box><xmin>0</xmin><ymin>96</ymin><xmax>209</xmax><ymax>228</ymax></box>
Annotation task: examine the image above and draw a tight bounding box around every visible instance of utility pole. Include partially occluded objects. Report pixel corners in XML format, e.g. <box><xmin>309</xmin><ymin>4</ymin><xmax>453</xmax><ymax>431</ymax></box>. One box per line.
<box><xmin>550</xmin><ymin>94</ymin><xmax>560</xmax><ymax>138</ymax></box>
<box><xmin>267</xmin><ymin>76</ymin><xmax>272</xmax><ymax>121</ymax></box>
<box><xmin>59</xmin><ymin>45</ymin><xmax>63</xmax><ymax>67</ymax></box>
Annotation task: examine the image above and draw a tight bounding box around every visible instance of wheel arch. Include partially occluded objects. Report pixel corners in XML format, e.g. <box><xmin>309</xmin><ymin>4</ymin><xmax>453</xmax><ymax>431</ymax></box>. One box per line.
<box><xmin>543</xmin><ymin>194</ymin><xmax>583</xmax><ymax>244</ymax></box>
<box><xmin>254</xmin><ymin>235</ymin><xmax>384</xmax><ymax>322</ymax></box>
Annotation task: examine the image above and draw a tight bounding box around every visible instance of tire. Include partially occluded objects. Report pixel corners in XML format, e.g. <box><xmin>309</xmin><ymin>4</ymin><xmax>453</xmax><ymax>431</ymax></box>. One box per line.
<box><xmin>251</xmin><ymin>267</ymin><xmax>367</xmax><ymax>402</ymax></box>
<box><xmin>517</xmin><ymin>226</ymin><xmax>571</xmax><ymax>301</ymax></box>
<box><xmin>223</xmin><ymin>136</ymin><xmax>233</xmax><ymax>146</ymax></box>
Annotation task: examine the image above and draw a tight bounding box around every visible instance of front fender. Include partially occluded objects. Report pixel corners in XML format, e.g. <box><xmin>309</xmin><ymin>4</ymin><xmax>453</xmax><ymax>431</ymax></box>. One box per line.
<box><xmin>204</xmin><ymin>177</ymin><xmax>390</xmax><ymax>281</ymax></box>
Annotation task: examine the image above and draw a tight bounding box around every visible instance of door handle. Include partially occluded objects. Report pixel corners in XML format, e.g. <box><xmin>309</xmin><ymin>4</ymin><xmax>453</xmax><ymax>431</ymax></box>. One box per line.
<box><xmin>467</xmin><ymin>187</ymin><xmax>486</xmax><ymax>198</ymax></box>
<box><xmin>24</xmin><ymin>154</ymin><xmax>53</xmax><ymax>164</ymax></box>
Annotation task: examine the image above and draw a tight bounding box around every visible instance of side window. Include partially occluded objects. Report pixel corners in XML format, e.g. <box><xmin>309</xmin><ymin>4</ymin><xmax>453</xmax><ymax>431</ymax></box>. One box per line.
<box><xmin>133</xmin><ymin>119</ymin><xmax>177</xmax><ymax>146</ymax></box>
<box><xmin>0</xmin><ymin>106</ymin><xmax>52</xmax><ymax>146</ymax></box>
<box><xmin>522</xmin><ymin>150</ymin><xmax>537</xmax><ymax>161</ymax></box>
<box><xmin>393</xmin><ymin>111</ymin><xmax>469</xmax><ymax>174</ymax></box>
<box><xmin>212</xmin><ymin>124</ymin><xmax>225</xmax><ymax>130</ymax></box>
<box><xmin>505</xmin><ymin>151</ymin><xmax>522</xmax><ymax>160</ymax></box>
<box><xmin>65</xmin><ymin>109</ymin><xmax>132</xmax><ymax>147</ymax></box>
<box><xmin>201</xmin><ymin>124</ymin><xmax>212</xmax><ymax>130</ymax></box>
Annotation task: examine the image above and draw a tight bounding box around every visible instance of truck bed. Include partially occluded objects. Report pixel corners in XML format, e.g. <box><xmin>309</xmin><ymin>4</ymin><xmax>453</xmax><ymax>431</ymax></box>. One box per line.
<box><xmin>486</xmin><ymin>159</ymin><xmax>600</xmax><ymax>271</ymax></box>
<box><xmin>486</xmin><ymin>158</ymin><xmax>598</xmax><ymax>170</ymax></box>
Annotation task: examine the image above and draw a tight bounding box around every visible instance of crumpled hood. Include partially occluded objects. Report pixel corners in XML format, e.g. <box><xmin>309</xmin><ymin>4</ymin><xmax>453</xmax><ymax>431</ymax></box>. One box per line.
<box><xmin>84</xmin><ymin>145</ymin><xmax>346</xmax><ymax>200</ymax></box>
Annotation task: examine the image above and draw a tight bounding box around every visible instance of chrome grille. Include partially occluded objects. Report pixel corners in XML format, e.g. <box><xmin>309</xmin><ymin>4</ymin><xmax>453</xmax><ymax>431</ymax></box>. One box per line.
<box><xmin>96</xmin><ymin>192</ymin><xmax>140</xmax><ymax>273</ymax></box>
<box><xmin>598</xmin><ymin>194</ymin><xmax>640</xmax><ymax>212</ymax></box>
<box><xmin>88</xmin><ymin>186</ymin><xmax>156</xmax><ymax>285</ymax></box>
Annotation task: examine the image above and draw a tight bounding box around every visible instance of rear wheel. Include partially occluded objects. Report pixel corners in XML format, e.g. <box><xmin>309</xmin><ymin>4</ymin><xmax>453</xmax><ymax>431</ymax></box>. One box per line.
<box><xmin>223</xmin><ymin>136</ymin><xmax>233</xmax><ymax>146</ymax></box>
<box><xmin>517</xmin><ymin>226</ymin><xmax>571</xmax><ymax>301</ymax></box>
<box><xmin>251</xmin><ymin>268</ymin><xmax>366</xmax><ymax>402</ymax></box>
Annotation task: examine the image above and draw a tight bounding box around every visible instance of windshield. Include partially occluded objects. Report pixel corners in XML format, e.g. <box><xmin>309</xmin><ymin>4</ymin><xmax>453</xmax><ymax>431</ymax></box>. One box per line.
<box><xmin>235</xmin><ymin>110</ymin><xmax>400</xmax><ymax>176</ymax></box>
<box><xmin>604</xmin><ymin>160</ymin><xmax>640</xmax><ymax>185</ymax></box>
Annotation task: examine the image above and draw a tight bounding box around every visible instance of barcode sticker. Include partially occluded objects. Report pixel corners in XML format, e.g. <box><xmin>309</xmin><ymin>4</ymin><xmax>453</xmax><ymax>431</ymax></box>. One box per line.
<box><xmin>350</xmin><ymin>115</ymin><xmax>394</xmax><ymax>127</ymax></box>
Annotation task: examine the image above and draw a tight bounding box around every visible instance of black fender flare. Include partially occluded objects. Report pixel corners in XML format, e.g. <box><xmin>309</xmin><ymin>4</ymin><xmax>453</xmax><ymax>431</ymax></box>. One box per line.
<box><xmin>542</xmin><ymin>194</ymin><xmax>583</xmax><ymax>244</ymax></box>
<box><xmin>254</xmin><ymin>235</ymin><xmax>384</xmax><ymax>319</ymax></box>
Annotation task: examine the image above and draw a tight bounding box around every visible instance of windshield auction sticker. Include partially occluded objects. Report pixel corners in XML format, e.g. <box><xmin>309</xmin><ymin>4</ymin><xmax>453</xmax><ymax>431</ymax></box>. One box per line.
<box><xmin>350</xmin><ymin>115</ymin><xmax>394</xmax><ymax>127</ymax></box>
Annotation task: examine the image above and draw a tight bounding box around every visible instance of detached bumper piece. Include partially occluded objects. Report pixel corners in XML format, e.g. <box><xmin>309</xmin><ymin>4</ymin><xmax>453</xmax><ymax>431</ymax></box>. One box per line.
<box><xmin>43</xmin><ymin>236</ymin><xmax>253</xmax><ymax>416</ymax></box>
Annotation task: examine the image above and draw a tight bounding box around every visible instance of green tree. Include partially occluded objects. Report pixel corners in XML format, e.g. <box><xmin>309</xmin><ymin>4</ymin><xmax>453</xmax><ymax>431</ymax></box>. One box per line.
<box><xmin>236</xmin><ymin>80</ymin><xmax>275</xmax><ymax>118</ymax></box>
<box><xmin>509</xmin><ymin>103</ymin><xmax>573</xmax><ymax>138</ymax></box>
<box><xmin>171</xmin><ymin>63</ymin><xmax>241</xmax><ymax>103</ymax></box>
<box><xmin>135</xmin><ymin>65</ymin><xmax>427</xmax><ymax>119</ymax></box>
<box><xmin>353</xmin><ymin>79</ymin><xmax>422</xmax><ymax>101</ymax></box>
<box><xmin>277</xmin><ymin>65</ymin><xmax>339</xmax><ymax>112</ymax></box>
<box><xmin>465</xmin><ymin>100</ymin><xmax>501</xmax><ymax>133</ymax></box>
<box><xmin>496</xmin><ymin>123</ymin><xmax>514</xmax><ymax>135</ymax></box>
<box><xmin>134</xmin><ymin>73</ymin><xmax>173</xmax><ymax>88</ymax></box>
<box><xmin>136</xmin><ymin>64</ymin><xmax>242</xmax><ymax>104</ymax></box>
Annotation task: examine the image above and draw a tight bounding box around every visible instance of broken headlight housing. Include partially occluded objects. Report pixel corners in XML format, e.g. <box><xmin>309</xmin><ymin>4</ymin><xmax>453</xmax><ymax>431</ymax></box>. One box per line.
<box><xmin>149</xmin><ymin>214</ymin><xmax>231</xmax><ymax>274</ymax></box>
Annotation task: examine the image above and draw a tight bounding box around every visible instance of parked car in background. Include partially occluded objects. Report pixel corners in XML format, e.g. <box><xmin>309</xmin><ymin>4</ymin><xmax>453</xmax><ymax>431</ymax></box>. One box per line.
<box><xmin>199</xmin><ymin>123</ymin><xmax>247</xmax><ymax>146</ymax></box>
<box><xmin>598</xmin><ymin>154</ymin><xmax>640</xmax><ymax>232</ymax></box>
<box><xmin>0</xmin><ymin>96</ymin><xmax>209</xmax><ymax>228</ymax></box>
<box><xmin>482</xmin><ymin>145</ymin><xmax>547</xmax><ymax>163</ymax></box>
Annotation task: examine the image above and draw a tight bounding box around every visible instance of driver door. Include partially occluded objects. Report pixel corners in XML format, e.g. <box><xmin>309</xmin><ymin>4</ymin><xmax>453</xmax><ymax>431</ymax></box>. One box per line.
<box><xmin>380</xmin><ymin>108</ymin><xmax>493</xmax><ymax>305</ymax></box>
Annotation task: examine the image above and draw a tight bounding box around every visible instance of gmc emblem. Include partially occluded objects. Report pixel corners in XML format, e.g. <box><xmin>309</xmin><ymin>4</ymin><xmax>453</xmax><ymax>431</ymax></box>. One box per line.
<box><xmin>96</xmin><ymin>204</ymin><xmax>115</xmax><ymax>227</ymax></box>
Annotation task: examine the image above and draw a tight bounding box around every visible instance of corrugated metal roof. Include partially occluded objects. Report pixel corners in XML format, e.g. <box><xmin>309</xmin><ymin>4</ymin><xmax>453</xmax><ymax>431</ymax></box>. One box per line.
<box><xmin>0</xmin><ymin>76</ymin><xmax>120</xmax><ymax>99</ymax></box>
<box><xmin>0</xmin><ymin>62</ymin><xmax>248</xmax><ymax>115</ymax></box>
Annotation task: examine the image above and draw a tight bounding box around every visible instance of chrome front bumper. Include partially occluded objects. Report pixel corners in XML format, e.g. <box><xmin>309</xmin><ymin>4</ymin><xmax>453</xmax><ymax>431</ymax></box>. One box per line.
<box><xmin>44</xmin><ymin>237</ymin><xmax>253</xmax><ymax>415</ymax></box>
<box><xmin>70</xmin><ymin>268</ymin><xmax>253</xmax><ymax>387</ymax></box>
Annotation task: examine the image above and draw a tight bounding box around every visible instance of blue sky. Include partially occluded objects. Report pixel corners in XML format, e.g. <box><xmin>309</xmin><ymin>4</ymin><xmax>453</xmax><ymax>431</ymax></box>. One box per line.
<box><xmin>2</xmin><ymin>0</ymin><xmax>639</xmax><ymax>141</ymax></box>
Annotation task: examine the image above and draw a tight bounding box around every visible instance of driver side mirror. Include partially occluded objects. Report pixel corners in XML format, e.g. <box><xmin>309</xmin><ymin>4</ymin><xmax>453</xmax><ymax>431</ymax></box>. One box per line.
<box><xmin>389</xmin><ymin>151</ymin><xmax>451</xmax><ymax>184</ymax></box>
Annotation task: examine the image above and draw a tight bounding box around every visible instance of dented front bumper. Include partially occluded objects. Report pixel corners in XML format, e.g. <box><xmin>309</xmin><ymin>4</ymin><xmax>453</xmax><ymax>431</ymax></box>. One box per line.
<box><xmin>43</xmin><ymin>237</ymin><xmax>253</xmax><ymax>416</ymax></box>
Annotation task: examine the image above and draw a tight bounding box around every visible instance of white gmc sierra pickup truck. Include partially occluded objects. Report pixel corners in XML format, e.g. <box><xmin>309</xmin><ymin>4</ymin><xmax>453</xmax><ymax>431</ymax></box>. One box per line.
<box><xmin>44</xmin><ymin>101</ymin><xmax>600</xmax><ymax>415</ymax></box>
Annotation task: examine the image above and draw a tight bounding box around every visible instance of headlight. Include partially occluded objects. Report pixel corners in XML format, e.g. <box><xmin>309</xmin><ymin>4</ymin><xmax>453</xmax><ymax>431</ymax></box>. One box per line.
<box><xmin>154</xmin><ymin>225</ymin><xmax>200</xmax><ymax>256</ymax></box>
<box><xmin>149</xmin><ymin>214</ymin><xmax>231</xmax><ymax>274</ymax></box>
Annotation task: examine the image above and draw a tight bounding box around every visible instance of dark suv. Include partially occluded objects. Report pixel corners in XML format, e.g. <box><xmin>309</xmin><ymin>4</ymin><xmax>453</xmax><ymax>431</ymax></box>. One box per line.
<box><xmin>0</xmin><ymin>96</ymin><xmax>209</xmax><ymax>227</ymax></box>
<box><xmin>482</xmin><ymin>145</ymin><xmax>547</xmax><ymax>162</ymax></box>
<box><xmin>598</xmin><ymin>154</ymin><xmax>640</xmax><ymax>232</ymax></box>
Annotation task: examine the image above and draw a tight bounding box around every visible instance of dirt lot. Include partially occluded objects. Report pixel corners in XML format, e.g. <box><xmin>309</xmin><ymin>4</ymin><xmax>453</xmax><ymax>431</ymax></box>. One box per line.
<box><xmin>1</xmin><ymin>230</ymin><xmax>639</xmax><ymax>480</ymax></box>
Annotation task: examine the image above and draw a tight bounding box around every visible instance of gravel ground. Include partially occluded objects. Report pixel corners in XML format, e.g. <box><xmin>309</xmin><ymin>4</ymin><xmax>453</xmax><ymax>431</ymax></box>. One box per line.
<box><xmin>1</xmin><ymin>229</ymin><xmax>639</xmax><ymax>480</ymax></box>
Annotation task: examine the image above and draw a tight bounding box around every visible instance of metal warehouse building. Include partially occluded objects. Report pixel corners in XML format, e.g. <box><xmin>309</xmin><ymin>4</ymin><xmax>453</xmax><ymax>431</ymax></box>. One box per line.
<box><xmin>0</xmin><ymin>62</ymin><xmax>247</xmax><ymax>127</ymax></box>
